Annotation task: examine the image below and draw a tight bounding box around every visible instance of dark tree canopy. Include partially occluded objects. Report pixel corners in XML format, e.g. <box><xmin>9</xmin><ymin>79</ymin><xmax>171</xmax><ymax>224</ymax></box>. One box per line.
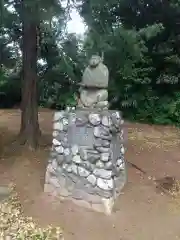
<box><xmin>0</xmin><ymin>0</ymin><xmax>180</xmax><ymax>148</ymax></box>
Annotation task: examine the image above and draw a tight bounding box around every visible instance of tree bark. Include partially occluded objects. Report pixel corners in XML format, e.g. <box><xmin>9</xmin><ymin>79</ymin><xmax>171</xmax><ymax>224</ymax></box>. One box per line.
<box><xmin>19</xmin><ymin>5</ymin><xmax>40</xmax><ymax>149</ymax></box>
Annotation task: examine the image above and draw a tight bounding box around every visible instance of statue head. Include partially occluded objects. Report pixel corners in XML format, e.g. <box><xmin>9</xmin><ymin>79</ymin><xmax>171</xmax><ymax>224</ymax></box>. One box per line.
<box><xmin>89</xmin><ymin>55</ymin><xmax>102</xmax><ymax>68</ymax></box>
<box><xmin>80</xmin><ymin>55</ymin><xmax>109</xmax><ymax>89</ymax></box>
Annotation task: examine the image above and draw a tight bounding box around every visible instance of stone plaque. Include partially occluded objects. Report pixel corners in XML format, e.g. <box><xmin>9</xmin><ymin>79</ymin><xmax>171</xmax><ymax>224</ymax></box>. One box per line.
<box><xmin>67</xmin><ymin>124</ymin><xmax>94</xmax><ymax>147</ymax></box>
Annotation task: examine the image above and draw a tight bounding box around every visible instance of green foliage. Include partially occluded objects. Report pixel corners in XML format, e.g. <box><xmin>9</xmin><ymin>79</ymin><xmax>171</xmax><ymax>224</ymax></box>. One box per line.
<box><xmin>129</xmin><ymin>91</ymin><xmax>180</xmax><ymax>126</ymax></box>
<box><xmin>79</xmin><ymin>0</ymin><xmax>180</xmax><ymax>126</ymax></box>
<box><xmin>1</xmin><ymin>0</ymin><xmax>180</xmax><ymax>126</ymax></box>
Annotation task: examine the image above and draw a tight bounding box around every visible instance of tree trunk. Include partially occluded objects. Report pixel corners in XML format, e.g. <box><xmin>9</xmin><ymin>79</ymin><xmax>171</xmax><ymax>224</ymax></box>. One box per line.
<box><xmin>19</xmin><ymin>7</ymin><xmax>40</xmax><ymax>149</ymax></box>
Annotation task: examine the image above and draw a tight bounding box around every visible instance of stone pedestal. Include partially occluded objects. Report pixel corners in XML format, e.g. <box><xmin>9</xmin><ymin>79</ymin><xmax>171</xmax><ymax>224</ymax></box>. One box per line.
<box><xmin>44</xmin><ymin>109</ymin><xmax>127</xmax><ymax>215</ymax></box>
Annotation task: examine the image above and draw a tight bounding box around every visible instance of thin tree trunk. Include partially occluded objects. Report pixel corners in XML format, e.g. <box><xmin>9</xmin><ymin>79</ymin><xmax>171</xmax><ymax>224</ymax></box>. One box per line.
<box><xmin>19</xmin><ymin>7</ymin><xmax>40</xmax><ymax>149</ymax></box>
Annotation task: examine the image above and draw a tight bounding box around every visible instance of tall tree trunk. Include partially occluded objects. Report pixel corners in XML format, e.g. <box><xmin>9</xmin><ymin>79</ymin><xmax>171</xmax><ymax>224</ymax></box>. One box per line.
<box><xmin>19</xmin><ymin>6</ymin><xmax>40</xmax><ymax>149</ymax></box>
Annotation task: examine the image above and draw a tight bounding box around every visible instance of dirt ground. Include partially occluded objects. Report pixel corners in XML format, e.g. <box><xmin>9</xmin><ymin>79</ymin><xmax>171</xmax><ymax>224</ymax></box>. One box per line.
<box><xmin>0</xmin><ymin>109</ymin><xmax>180</xmax><ymax>240</ymax></box>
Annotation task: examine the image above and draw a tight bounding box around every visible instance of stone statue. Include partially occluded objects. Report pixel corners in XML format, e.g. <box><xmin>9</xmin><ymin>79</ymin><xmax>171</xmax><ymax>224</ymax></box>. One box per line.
<box><xmin>78</xmin><ymin>55</ymin><xmax>109</xmax><ymax>109</ymax></box>
<box><xmin>81</xmin><ymin>55</ymin><xmax>109</xmax><ymax>88</ymax></box>
<box><xmin>44</xmin><ymin>54</ymin><xmax>126</xmax><ymax>215</ymax></box>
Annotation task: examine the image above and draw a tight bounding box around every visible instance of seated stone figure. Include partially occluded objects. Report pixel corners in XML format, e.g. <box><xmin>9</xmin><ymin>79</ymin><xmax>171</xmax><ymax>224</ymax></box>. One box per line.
<box><xmin>78</xmin><ymin>55</ymin><xmax>109</xmax><ymax>109</ymax></box>
<box><xmin>44</xmin><ymin>54</ymin><xmax>126</xmax><ymax>215</ymax></box>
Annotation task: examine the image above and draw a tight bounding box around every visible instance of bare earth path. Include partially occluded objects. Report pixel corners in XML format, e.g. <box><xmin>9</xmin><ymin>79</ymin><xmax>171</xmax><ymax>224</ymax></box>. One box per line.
<box><xmin>0</xmin><ymin>109</ymin><xmax>180</xmax><ymax>240</ymax></box>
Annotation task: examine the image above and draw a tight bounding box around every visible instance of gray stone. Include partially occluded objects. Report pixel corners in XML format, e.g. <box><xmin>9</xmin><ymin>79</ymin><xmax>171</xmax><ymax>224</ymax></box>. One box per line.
<box><xmin>50</xmin><ymin>151</ymin><xmax>57</xmax><ymax>159</ymax></box>
<box><xmin>64</xmin><ymin>154</ymin><xmax>72</xmax><ymax>164</ymax></box>
<box><xmin>71</xmin><ymin>189</ymin><xmax>83</xmax><ymax>200</ymax></box>
<box><xmin>85</xmin><ymin>184</ymin><xmax>112</xmax><ymax>198</ymax></box>
<box><xmin>56</xmin><ymin>132</ymin><xmax>67</xmax><ymax>141</ymax></box>
<box><xmin>104</xmin><ymin>161</ymin><xmax>113</xmax><ymax>170</ymax></box>
<box><xmin>55</xmin><ymin>146</ymin><xmax>64</xmax><ymax>154</ymax></box>
<box><xmin>96</xmin><ymin>147</ymin><xmax>109</xmax><ymax>153</ymax></box>
<box><xmin>48</xmin><ymin>158</ymin><xmax>53</xmax><ymax>164</ymax></box>
<box><xmin>100</xmin><ymin>152</ymin><xmax>110</xmax><ymax>162</ymax></box>
<box><xmin>88</xmin><ymin>113</ymin><xmax>101</xmax><ymax>126</ymax></box>
<box><xmin>49</xmin><ymin>177</ymin><xmax>61</xmax><ymax>188</ymax></box>
<box><xmin>56</xmin><ymin>134</ymin><xmax>69</xmax><ymax>147</ymax></box>
<box><xmin>71</xmin><ymin>164</ymin><xmax>78</xmax><ymax>174</ymax></box>
<box><xmin>47</xmin><ymin>163</ymin><xmax>56</xmax><ymax>174</ymax></box>
<box><xmin>87</xmin><ymin>174</ymin><xmax>97</xmax><ymax>186</ymax></box>
<box><xmin>119</xmin><ymin>129</ymin><xmax>124</xmax><ymax>139</ymax></box>
<box><xmin>79</xmin><ymin>148</ymin><xmax>88</xmax><ymax>160</ymax></box>
<box><xmin>110</xmin><ymin>126</ymin><xmax>119</xmax><ymax>134</ymax></box>
<box><xmin>95</xmin><ymin>187</ymin><xmax>113</xmax><ymax>198</ymax></box>
<box><xmin>93</xmin><ymin>168</ymin><xmax>112</xmax><ymax>179</ymax></box>
<box><xmin>120</xmin><ymin>146</ymin><xmax>125</xmax><ymax>154</ymax></box>
<box><xmin>101</xmin><ymin>115</ymin><xmax>112</xmax><ymax>127</ymax></box>
<box><xmin>78</xmin><ymin>166</ymin><xmax>90</xmax><ymax>177</ymax></box>
<box><xmin>101</xmin><ymin>140</ymin><xmax>110</xmax><ymax>147</ymax></box>
<box><xmin>97</xmin><ymin>178</ymin><xmax>114</xmax><ymax>191</ymax></box>
<box><xmin>111</xmin><ymin>114</ymin><xmax>120</xmax><ymax>128</ymax></box>
<box><xmin>114</xmin><ymin>111</ymin><xmax>121</xmax><ymax>119</ymax></box>
<box><xmin>71</xmin><ymin>145</ymin><xmax>79</xmax><ymax>155</ymax></box>
<box><xmin>65</xmin><ymin>177</ymin><xmax>75</xmax><ymax>191</ymax></box>
<box><xmin>62</xmin><ymin>118</ymin><xmax>69</xmax><ymax>126</ymax></box>
<box><xmin>45</xmin><ymin>171</ymin><xmax>51</xmax><ymax>183</ymax></box>
<box><xmin>52</xmin><ymin>159</ymin><xmax>58</xmax><ymax>169</ymax></box>
<box><xmin>96</xmin><ymin>101</ymin><xmax>109</xmax><ymax>109</ymax></box>
<box><xmin>54</xmin><ymin>111</ymin><xmax>65</xmax><ymax>121</ymax></box>
<box><xmin>94</xmin><ymin>139</ymin><xmax>110</xmax><ymax>148</ymax></box>
<box><xmin>58</xmin><ymin>187</ymin><xmax>71</xmax><ymax>197</ymax></box>
<box><xmin>87</xmin><ymin>153</ymin><xmax>100</xmax><ymax>163</ymax></box>
<box><xmin>74</xmin><ymin>178</ymin><xmax>85</xmax><ymax>187</ymax></box>
<box><xmin>72</xmin><ymin>189</ymin><xmax>101</xmax><ymax>203</ymax></box>
<box><xmin>63</xmin><ymin>125</ymin><xmax>69</xmax><ymax>132</ymax></box>
<box><xmin>53</xmin><ymin>121</ymin><xmax>64</xmax><ymax>131</ymax></box>
<box><xmin>79</xmin><ymin>162</ymin><xmax>94</xmax><ymax>172</ymax></box>
<box><xmin>72</xmin><ymin>155</ymin><xmax>82</xmax><ymax>164</ymax></box>
<box><xmin>87</xmin><ymin>149</ymin><xmax>99</xmax><ymax>154</ymax></box>
<box><xmin>66</xmin><ymin>173</ymin><xmax>80</xmax><ymax>183</ymax></box>
<box><xmin>96</xmin><ymin>160</ymin><xmax>104</xmax><ymax>168</ymax></box>
<box><xmin>65</xmin><ymin>164</ymin><xmax>73</xmax><ymax>173</ymax></box>
<box><xmin>94</xmin><ymin>126</ymin><xmax>112</xmax><ymax>140</ymax></box>
<box><xmin>61</xmin><ymin>139</ymin><xmax>69</xmax><ymax>148</ymax></box>
<box><xmin>117</xmin><ymin>158</ymin><xmax>124</xmax><ymax>166</ymax></box>
<box><xmin>100</xmin><ymin>135</ymin><xmax>112</xmax><ymax>141</ymax></box>
<box><xmin>64</xmin><ymin>148</ymin><xmax>70</xmax><ymax>156</ymax></box>
<box><xmin>62</xmin><ymin>163</ymin><xmax>69</xmax><ymax>171</ymax></box>
<box><xmin>52</xmin><ymin>130</ymin><xmax>59</xmax><ymax>138</ymax></box>
<box><xmin>101</xmin><ymin>125</ymin><xmax>110</xmax><ymax>135</ymax></box>
<box><xmin>56</xmin><ymin>155</ymin><xmax>65</xmax><ymax>165</ymax></box>
<box><xmin>93</xmin><ymin>126</ymin><xmax>101</xmax><ymax>138</ymax></box>
<box><xmin>56</xmin><ymin>166</ymin><xmax>63</xmax><ymax>174</ymax></box>
<box><xmin>117</xmin><ymin>162</ymin><xmax>125</xmax><ymax>171</ymax></box>
<box><xmin>52</xmin><ymin>138</ymin><xmax>61</xmax><ymax>146</ymax></box>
